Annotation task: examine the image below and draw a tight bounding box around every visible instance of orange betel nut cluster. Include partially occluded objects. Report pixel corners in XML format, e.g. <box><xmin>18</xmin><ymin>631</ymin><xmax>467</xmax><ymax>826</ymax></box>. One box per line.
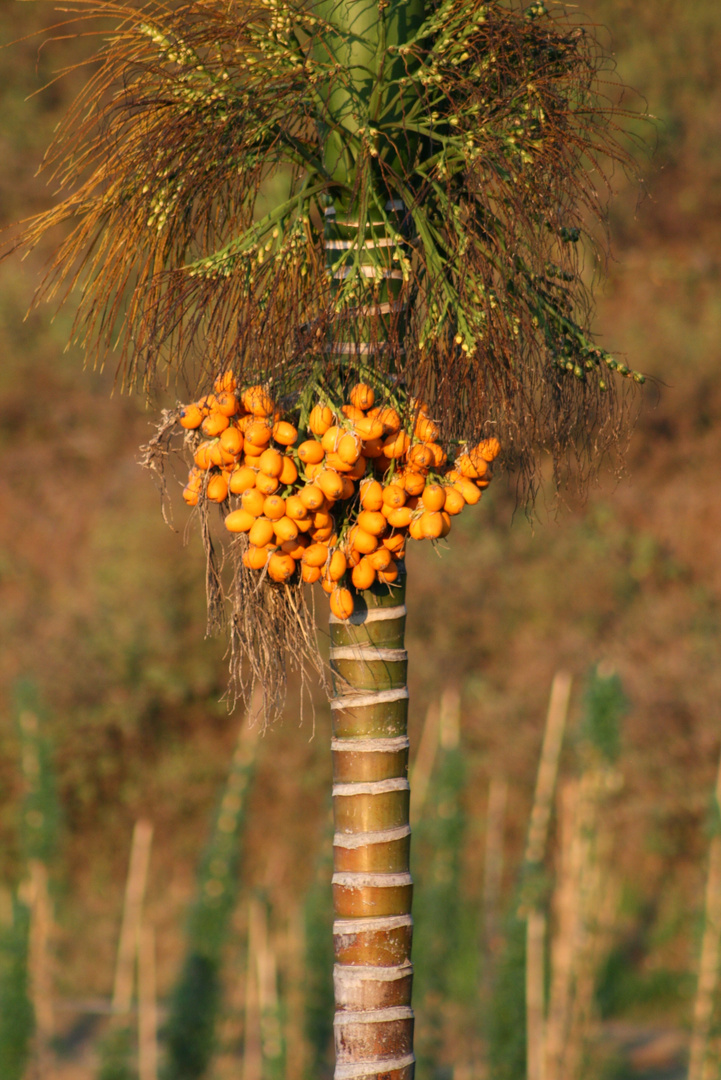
<box><xmin>177</xmin><ymin>373</ymin><xmax>499</xmax><ymax>620</ymax></box>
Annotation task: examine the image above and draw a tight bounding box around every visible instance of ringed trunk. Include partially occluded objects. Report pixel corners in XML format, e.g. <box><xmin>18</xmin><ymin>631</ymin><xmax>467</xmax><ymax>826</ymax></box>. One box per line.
<box><xmin>330</xmin><ymin>571</ymin><xmax>414</xmax><ymax>1080</ymax></box>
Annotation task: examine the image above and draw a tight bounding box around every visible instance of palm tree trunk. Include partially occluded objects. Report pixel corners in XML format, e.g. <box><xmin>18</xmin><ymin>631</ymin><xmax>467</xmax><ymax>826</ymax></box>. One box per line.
<box><xmin>330</xmin><ymin>571</ymin><xmax>414</xmax><ymax>1080</ymax></box>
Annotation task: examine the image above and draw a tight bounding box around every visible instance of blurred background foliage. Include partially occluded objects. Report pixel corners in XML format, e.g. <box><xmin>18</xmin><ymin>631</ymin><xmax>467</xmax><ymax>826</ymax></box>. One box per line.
<box><xmin>1</xmin><ymin>1</ymin><xmax>721</xmax><ymax>1078</ymax></box>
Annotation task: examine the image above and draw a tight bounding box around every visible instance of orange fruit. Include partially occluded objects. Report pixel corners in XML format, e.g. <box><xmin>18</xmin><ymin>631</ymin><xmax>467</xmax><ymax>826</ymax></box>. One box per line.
<box><xmin>299</xmin><ymin>485</ymin><xmax>324</xmax><ymax>511</ymax></box>
<box><xmin>340</xmin><ymin>476</ymin><xmax>355</xmax><ymax>500</ymax></box>
<box><xmin>386</xmin><ymin>506</ymin><xmax>413</xmax><ymax>529</ymax></box>
<box><xmin>179</xmin><ymin>403</ymin><xmax>203</xmax><ymax>429</ymax></box>
<box><xmin>215</xmin><ymin>390</ymin><xmax>239</xmax><ymax>417</ymax></box>
<box><xmin>311</xmin><ymin>525</ymin><xmax>333</xmax><ymax>542</ymax></box>
<box><xmin>357</xmin><ymin>510</ymin><xmax>387</xmax><ymax>537</ymax></box>
<box><xmin>241</xmin><ymin>488</ymin><xmax>266</xmax><ymax>516</ymax></box>
<box><xmin>210</xmin><ymin>441</ymin><xmax>236</xmax><ymax>467</ymax></box>
<box><xmin>302</xmin><ymin>543</ymin><xmax>329</xmax><ymax>568</ymax></box>
<box><xmin>359</xmin><ymin>479</ymin><xmax>384</xmax><ymax>511</ymax></box>
<box><xmin>220</xmin><ymin>426</ymin><xmax>244</xmax><ymax>456</ymax></box>
<box><xmin>225</xmin><ymin>509</ymin><xmax>255</xmax><ymax>533</ymax></box>
<box><xmin>194</xmin><ymin>442</ymin><xmax>215</xmax><ymax>470</ymax></box>
<box><xmin>305</xmin><ymin>462</ymin><xmax>323</xmax><ymax>481</ymax></box>
<box><xmin>242</xmin><ymin>385</ymin><xmax>275</xmax><ymax>416</ymax></box>
<box><xmin>298</xmin><ymin>439</ymin><xmax>325</xmax><ymax>465</ymax></box>
<box><xmin>408</xmin><ymin>516</ymin><xmax>424</xmax><ymax>540</ymax></box>
<box><xmin>383</xmin><ymin>430</ymin><xmax>410</xmax><ymax>459</ymax></box>
<box><xmin>457</xmin><ymin>454</ymin><xmax>481</xmax><ymax>479</ymax></box>
<box><xmin>258</xmin><ymin>447</ymin><xmax>284</xmax><ymax>478</ymax></box>
<box><xmin>370</xmin><ymin>406</ymin><xmax>401</xmax><ymax>434</ymax></box>
<box><xmin>330</xmin><ymin>587</ymin><xmax>354</xmax><ymax>620</ymax></box>
<box><xmin>337</xmin><ymin>432</ymin><xmax>361</xmax><ymax>465</ymax></box>
<box><xmin>249</xmin><ymin>517</ymin><xmax>276</xmax><ymax>547</ymax></box>
<box><xmin>327</xmin><ymin>549</ymin><xmax>348</xmax><ymax>581</ymax></box>
<box><xmin>408</xmin><ymin>443</ymin><xmax>434</xmax><ymax>470</ymax></box>
<box><xmin>421</xmin><ymin>484</ymin><xmax>445</xmax><ymax>512</ymax></box>
<box><xmin>453</xmin><ymin>477</ymin><xmax>481</xmax><ymax>505</ymax></box>
<box><xmin>312</xmin><ymin>509</ymin><xmax>333</xmax><ymax>531</ymax></box>
<box><xmin>468</xmin><ymin>448</ymin><xmax>490</xmax><ymax>477</ymax></box>
<box><xmin>349</xmin><ymin>383</ymin><xmax>375</xmax><ymax>410</ymax></box>
<box><xmin>243</xmin><ymin>545</ymin><xmax>270</xmax><ymax>570</ymax></box>
<box><xmin>301</xmin><ymin>563</ymin><xmax>322</xmax><ymax>583</ymax></box>
<box><xmin>378</xmin><ymin>563</ymin><xmax>399</xmax><ymax>584</ymax></box>
<box><xmin>285</xmin><ymin>495</ymin><xmax>309</xmax><ymax>521</ymax></box>
<box><xmin>402</xmin><ymin>470</ymin><xmax>426</xmax><ymax>496</ymax></box>
<box><xmin>281</xmin><ymin>535</ymin><xmax>309</xmax><ymax>559</ymax></box>
<box><xmin>317</xmin><ymin>470</ymin><xmax>344</xmax><ymax>501</ymax></box>
<box><xmin>444</xmin><ymin>487</ymin><xmax>465</xmax><ymax>515</ymax></box>
<box><xmin>182</xmin><ymin>485</ymin><xmax>199</xmax><ymax>506</ymax></box>
<box><xmin>255</xmin><ymin>472</ymin><xmax>280</xmax><ymax>496</ymax></box>
<box><xmin>427</xmin><ymin>442</ymin><xmax>447</xmax><ymax>468</ymax></box>
<box><xmin>207</xmin><ymin>473</ymin><xmax>229</xmax><ymax>503</ymax></box>
<box><xmin>383</xmin><ymin>533</ymin><xmax>406</xmax><ymax>554</ymax></box>
<box><xmin>202</xmin><ymin>411</ymin><xmax>230</xmax><ymax>438</ymax></box>
<box><xmin>475</xmin><ymin>436</ymin><xmax>501</xmax><ymax>462</ymax></box>
<box><xmin>278</xmin><ymin>455</ymin><xmax>298</xmax><ymax>486</ymax></box>
<box><xmin>214</xmin><ymin>371</ymin><xmax>237</xmax><ymax>394</ymax></box>
<box><xmin>420</xmin><ymin>511</ymin><xmax>443</xmax><ymax>538</ymax></box>
<box><xmin>352</xmin><ymin>559</ymin><xmax>376</xmax><ymax>590</ymax></box>
<box><xmin>347</xmin><ymin>455</ymin><xmax>367</xmax><ymax>480</ymax></box>
<box><xmin>414</xmin><ymin>415</ymin><xmax>439</xmax><ymax>441</ymax></box>
<box><xmin>268</xmin><ymin>552</ymin><xmax>296</xmax><ymax>582</ymax></box>
<box><xmin>348</xmin><ymin>526</ymin><xmax>377</xmax><ymax>554</ymax></box>
<box><xmin>341</xmin><ymin>404</ymin><xmax>366</xmax><ymax>422</ymax></box>
<box><xmin>263</xmin><ymin>495</ymin><xmax>286</xmax><ymax>521</ymax></box>
<box><xmin>367</xmin><ymin>547</ymin><xmax>392</xmax><ymax>571</ymax></box>
<box><xmin>325</xmin><ymin>452</ymin><xmax>354</xmax><ymax>474</ymax></box>
<box><xmin>321</xmin><ymin>426</ymin><xmax>343</xmax><ymax>454</ymax></box>
<box><xmin>382</xmin><ymin>484</ymin><xmax>406</xmax><ymax>508</ymax></box>
<box><xmin>440</xmin><ymin>511</ymin><xmax>452</xmax><ymax>537</ymax></box>
<box><xmin>309</xmin><ymin>404</ymin><xmax>333</xmax><ymax>436</ymax></box>
<box><xmin>274</xmin><ymin>516</ymin><xmax>299</xmax><ymax>542</ymax></box>
<box><xmin>272</xmin><ymin>421</ymin><xmax>298</xmax><ymax>446</ymax></box>
<box><xmin>321</xmin><ymin>576</ymin><xmax>336</xmax><ymax>594</ymax></box>
<box><xmin>354</xmin><ymin>416</ymin><xmax>385</xmax><ymax>441</ymax></box>
<box><xmin>229</xmin><ymin>467</ymin><xmax>257</xmax><ymax>496</ymax></box>
<box><xmin>244</xmin><ymin>420</ymin><xmax>273</xmax><ymax>449</ymax></box>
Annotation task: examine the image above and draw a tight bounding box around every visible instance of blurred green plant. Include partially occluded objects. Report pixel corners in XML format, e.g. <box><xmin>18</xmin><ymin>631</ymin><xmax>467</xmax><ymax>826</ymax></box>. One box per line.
<box><xmin>163</xmin><ymin>720</ymin><xmax>258</xmax><ymax>1080</ymax></box>
<box><xmin>0</xmin><ymin>896</ymin><xmax>34</xmax><ymax>1080</ymax></box>
<box><xmin>96</xmin><ymin>1026</ymin><xmax>137</xmax><ymax>1080</ymax></box>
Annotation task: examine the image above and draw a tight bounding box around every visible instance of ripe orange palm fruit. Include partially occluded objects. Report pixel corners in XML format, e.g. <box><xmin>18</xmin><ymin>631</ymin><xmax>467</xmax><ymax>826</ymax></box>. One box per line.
<box><xmin>341</xmin><ymin>404</ymin><xmax>365</xmax><ymax>422</ymax></box>
<box><xmin>407</xmin><ymin>444</ymin><xmax>434</xmax><ymax>470</ymax></box>
<box><xmin>309</xmin><ymin>404</ymin><xmax>333</xmax><ymax>436</ymax></box>
<box><xmin>367</xmin><ymin>547</ymin><xmax>392</xmax><ymax>571</ymax></box>
<box><xmin>225</xmin><ymin>509</ymin><xmax>255</xmax><ymax>533</ymax></box>
<box><xmin>361</xmin><ymin>436</ymin><xmax>385</xmax><ymax>459</ymax></box>
<box><xmin>327</xmin><ymin>549</ymin><xmax>348</xmax><ymax>581</ymax></box>
<box><xmin>278</xmin><ymin>455</ymin><xmax>298</xmax><ymax>486</ymax></box>
<box><xmin>385</xmin><ymin>507</ymin><xmax>413</xmax><ymax>529</ymax></box>
<box><xmin>348</xmin><ymin>526</ymin><xmax>378</xmax><ymax>554</ymax></box>
<box><xmin>285</xmin><ymin>495</ymin><xmax>309</xmax><ymax>521</ymax></box>
<box><xmin>272</xmin><ymin>421</ymin><xmax>298</xmax><ymax>446</ymax></box>
<box><xmin>244</xmin><ymin>420</ymin><xmax>273</xmax><ymax>449</ymax></box>
<box><xmin>281</xmin><ymin>535</ymin><xmax>309</xmax><ymax>559</ymax></box>
<box><xmin>301</xmin><ymin>563</ymin><xmax>322</xmax><ymax>583</ymax></box>
<box><xmin>382</xmin><ymin>532</ymin><xmax>406</xmax><ymax>554</ymax></box>
<box><xmin>215</xmin><ymin>390</ymin><xmax>239</xmax><ymax>417</ymax></box>
<box><xmin>347</xmin><ymin>455</ymin><xmax>367</xmax><ymax>480</ymax></box>
<box><xmin>263</xmin><ymin>495</ymin><xmax>286</xmax><ymax>521</ymax></box>
<box><xmin>317</xmin><ymin>470</ymin><xmax>345</xmax><ymax>501</ymax></box>
<box><xmin>359</xmin><ymin>479</ymin><xmax>384</xmax><ymax>511</ymax></box>
<box><xmin>337</xmin><ymin>432</ymin><xmax>361</xmax><ymax>465</ymax></box>
<box><xmin>475</xmin><ymin>437</ymin><xmax>501</xmax><ymax>461</ymax></box>
<box><xmin>258</xmin><ymin>447</ymin><xmax>284</xmax><ymax>478</ymax></box>
<box><xmin>242</xmin><ymin>385</ymin><xmax>275</xmax><ymax>416</ymax></box>
<box><xmin>255</xmin><ymin>472</ymin><xmax>280</xmax><ymax>496</ymax></box>
<box><xmin>352</xmin><ymin>559</ymin><xmax>376</xmax><ymax>590</ymax></box>
<box><xmin>206</xmin><ymin>473</ymin><xmax>229</xmax><ymax>503</ymax></box>
<box><xmin>420</xmin><ymin>511</ymin><xmax>443</xmax><ymax>538</ymax></box>
<box><xmin>249</xmin><ymin>517</ymin><xmax>275</xmax><ymax>547</ymax></box>
<box><xmin>321</xmin><ymin>426</ymin><xmax>343</xmax><ymax>454</ymax></box>
<box><xmin>220</xmin><ymin>426</ymin><xmax>243</xmax><ymax>456</ymax></box>
<box><xmin>179</xmin><ymin>403</ymin><xmax>203</xmax><ymax>429</ymax></box>
<box><xmin>382</xmin><ymin>484</ymin><xmax>406</xmax><ymax>509</ymax></box>
<box><xmin>330</xmin><ymin>587</ymin><xmax>354</xmax><ymax>621</ymax></box>
<box><xmin>378</xmin><ymin>562</ymin><xmax>399</xmax><ymax>584</ymax></box>
<box><xmin>402</xmin><ymin>470</ymin><xmax>426</xmax><ymax>496</ymax></box>
<box><xmin>299</xmin><ymin>485</ymin><xmax>324</xmax><ymax>511</ymax></box>
<box><xmin>383</xmin><ymin>430</ymin><xmax>410</xmax><ymax>459</ymax></box>
<box><xmin>349</xmin><ymin>383</ymin><xmax>375</xmax><ymax>410</ymax></box>
<box><xmin>444</xmin><ymin>487</ymin><xmax>466</xmax><ymax>515</ymax></box>
<box><xmin>241</xmin><ymin>488</ymin><xmax>265</xmax><ymax>516</ymax></box>
<box><xmin>357</xmin><ymin>510</ymin><xmax>387</xmax><ymax>537</ymax></box>
<box><xmin>194</xmin><ymin>442</ymin><xmax>215</xmax><ymax>470</ymax></box>
<box><xmin>274</xmin><ymin>516</ymin><xmax>299</xmax><ymax>543</ymax></box>
<box><xmin>214</xmin><ymin>371</ymin><xmax>237</xmax><ymax>394</ymax></box>
<box><xmin>421</xmin><ymin>484</ymin><xmax>446</xmax><ymax>512</ymax></box>
<box><xmin>229</xmin><ymin>466</ymin><xmax>257</xmax><ymax>495</ymax></box>
<box><xmin>370</xmin><ymin>406</ymin><xmax>401</xmax><ymax>434</ymax></box>
<box><xmin>268</xmin><ymin>552</ymin><xmax>296</xmax><ymax>582</ymax></box>
<box><xmin>243</xmin><ymin>546</ymin><xmax>270</xmax><ymax>570</ymax></box>
<box><xmin>298</xmin><ymin>439</ymin><xmax>325</xmax><ymax>465</ymax></box>
<box><xmin>202</xmin><ymin>411</ymin><xmax>230</xmax><ymax>438</ymax></box>
<box><xmin>414</xmin><ymin>415</ymin><xmax>440</xmax><ymax>442</ymax></box>
<box><xmin>453</xmin><ymin>477</ymin><xmax>482</xmax><ymax>505</ymax></box>
<box><xmin>302</xmin><ymin>543</ymin><xmax>330</xmax><ymax>568</ymax></box>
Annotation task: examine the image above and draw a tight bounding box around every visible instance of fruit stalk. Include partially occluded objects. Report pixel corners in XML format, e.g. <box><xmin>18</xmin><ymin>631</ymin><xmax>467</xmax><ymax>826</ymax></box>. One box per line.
<box><xmin>330</xmin><ymin>569</ymin><xmax>414</xmax><ymax>1080</ymax></box>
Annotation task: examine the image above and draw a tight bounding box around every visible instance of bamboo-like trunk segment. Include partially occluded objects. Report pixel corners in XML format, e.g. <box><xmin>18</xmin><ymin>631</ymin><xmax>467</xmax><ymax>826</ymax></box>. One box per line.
<box><xmin>113</xmin><ymin>819</ymin><xmax>153</xmax><ymax>1014</ymax></box>
<box><xmin>330</xmin><ymin>570</ymin><xmax>414</xmax><ymax>1080</ymax></box>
